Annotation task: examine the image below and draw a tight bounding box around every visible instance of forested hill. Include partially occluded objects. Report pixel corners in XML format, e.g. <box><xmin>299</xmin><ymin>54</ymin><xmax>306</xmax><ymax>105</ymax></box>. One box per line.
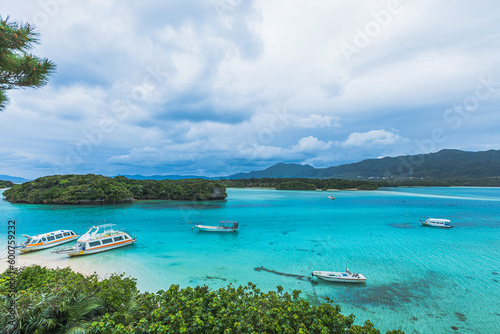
<box><xmin>229</xmin><ymin>163</ymin><xmax>316</xmax><ymax>179</ymax></box>
<box><xmin>229</xmin><ymin>149</ymin><xmax>500</xmax><ymax>180</ymax></box>
<box><xmin>0</xmin><ymin>180</ymin><xmax>14</xmax><ymax>188</ymax></box>
<box><xmin>219</xmin><ymin>178</ymin><xmax>377</xmax><ymax>190</ymax></box>
<box><xmin>3</xmin><ymin>174</ymin><xmax>227</xmax><ymax>204</ymax></box>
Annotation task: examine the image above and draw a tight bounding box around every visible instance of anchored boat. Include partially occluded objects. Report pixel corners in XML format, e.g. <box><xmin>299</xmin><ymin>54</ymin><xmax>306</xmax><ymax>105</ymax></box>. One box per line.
<box><xmin>195</xmin><ymin>221</ymin><xmax>239</xmax><ymax>232</ymax></box>
<box><xmin>420</xmin><ymin>218</ymin><xmax>453</xmax><ymax>228</ymax></box>
<box><xmin>55</xmin><ymin>224</ymin><xmax>136</xmax><ymax>257</ymax></box>
<box><xmin>17</xmin><ymin>230</ymin><xmax>79</xmax><ymax>253</ymax></box>
<box><xmin>312</xmin><ymin>267</ymin><xmax>367</xmax><ymax>283</ymax></box>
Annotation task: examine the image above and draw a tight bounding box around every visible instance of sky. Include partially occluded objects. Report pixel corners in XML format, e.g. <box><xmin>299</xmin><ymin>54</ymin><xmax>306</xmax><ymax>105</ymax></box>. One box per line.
<box><xmin>1</xmin><ymin>0</ymin><xmax>499</xmax><ymax>179</ymax></box>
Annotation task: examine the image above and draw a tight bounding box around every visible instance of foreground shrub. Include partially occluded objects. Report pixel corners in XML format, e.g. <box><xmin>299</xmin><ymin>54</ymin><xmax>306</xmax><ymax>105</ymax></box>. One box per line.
<box><xmin>0</xmin><ymin>266</ymin><xmax>403</xmax><ymax>333</ymax></box>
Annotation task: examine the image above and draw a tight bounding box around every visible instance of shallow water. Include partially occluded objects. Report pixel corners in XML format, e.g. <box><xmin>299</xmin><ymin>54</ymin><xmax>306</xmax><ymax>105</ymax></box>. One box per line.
<box><xmin>1</xmin><ymin>187</ymin><xmax>499</xmax><ymax>333</ymax></box>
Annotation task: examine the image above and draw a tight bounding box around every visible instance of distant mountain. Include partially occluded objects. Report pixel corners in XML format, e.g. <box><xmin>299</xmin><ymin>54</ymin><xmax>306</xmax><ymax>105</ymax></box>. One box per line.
<box><xmin>117</xmin><ymin>174</ymin><xmax>208</xmax><ymax>180</ymax></box>
<box><xmin>229</xmin><ymin>149</ymin><xmax>500</xmax><ymax>180</ymax></box>
<box><xmin>0</xmin><ymin>175</ymin><xmax>30</xmax><ymax>183</ymax></box>
<box><xmin>229</xmin><ymin>163</ymin><xmax>316</xmax><ymax>179</ymax></box>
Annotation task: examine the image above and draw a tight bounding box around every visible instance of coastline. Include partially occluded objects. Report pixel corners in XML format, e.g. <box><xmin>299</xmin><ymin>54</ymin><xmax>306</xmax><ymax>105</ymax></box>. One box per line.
<box><xmin>0</xmin><ymin>251</ymin><xmax>113</xmax><ymax>279</ymax></box>
<box><xmin>316</xmin><ymin>188</ymin><xmax>359</xmax><ymax>191</ymax></box>
<box><xmin>225</xmin><ymin>187</ymin><xmax>365</xmax><ymax>191</ymax></box>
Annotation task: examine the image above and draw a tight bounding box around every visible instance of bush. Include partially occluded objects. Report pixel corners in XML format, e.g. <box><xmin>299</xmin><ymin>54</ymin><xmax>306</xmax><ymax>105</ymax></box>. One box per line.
<box><xmin>0</xmin><ymin>266</ymin><xmax>402</xmax><ymax>334</ymax></box>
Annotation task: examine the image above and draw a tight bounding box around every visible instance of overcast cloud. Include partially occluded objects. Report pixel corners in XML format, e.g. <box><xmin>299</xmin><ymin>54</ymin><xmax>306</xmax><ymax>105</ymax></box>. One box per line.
<box><xmin>1</xmin><ymin>0</ymin><xmax>499</xmax><ymax>178</ymax></box>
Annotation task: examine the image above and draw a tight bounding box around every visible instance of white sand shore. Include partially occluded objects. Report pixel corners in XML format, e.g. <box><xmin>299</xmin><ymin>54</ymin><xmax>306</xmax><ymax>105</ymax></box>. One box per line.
<box><xmin>0</xmin><ymin>250</ymin><xmax>114</xmax><ymax>279</ymax></box>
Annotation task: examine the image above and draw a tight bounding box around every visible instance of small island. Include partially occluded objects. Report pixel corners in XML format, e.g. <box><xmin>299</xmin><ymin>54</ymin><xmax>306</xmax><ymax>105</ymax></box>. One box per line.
<box><xmin>3</xmin><ymin>174</ymin><xmax>227</xmax><ymax>204</ymax></box>
<box><xmin>0</xmin><ymin>180</ymin><xmax>14</xmax><ymax>188</ymax></box>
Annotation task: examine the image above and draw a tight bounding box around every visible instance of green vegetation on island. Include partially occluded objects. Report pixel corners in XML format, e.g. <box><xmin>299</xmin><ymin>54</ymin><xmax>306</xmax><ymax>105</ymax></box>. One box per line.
<box><xmin>115</xmin><ymin>176</ymin><xmax>227</xmax><ymax>201</ymax></box>
<box><xmin>372</xmin><ymin>177</ymin><xmax>500</xmax><ymax>188</ymax></box>
<box><xmin>3</xmin><ymin>174</ymin><xmax>133</xmax><ymax>204</ymax></box>
<box><xmin>0</xmin><ymin>266</ymin><xmax>402</xmax><ymax>333</ymax></box>
<box><xmin>3</xmin><ymin>174</ymin><xmax>226</xmax><ymax>204</ymax></box>
<box><xmin>219</xmin><ymin>176</ymin><xmax>500</xmax><ymax>190</ymax></box>
<box><xmin>220</xmin><ymin>178</ymin><xmax>378</xmax><ymax>191</ymax></box>
<box><xmin>276</xmin><ymin>180</ymin><xmax>317</xmax><ymax>190</ymax></box>
<box><xmin>0</xmin><ymin>180</ymin><xmax>13</xmax><ymax>188</ymax></box>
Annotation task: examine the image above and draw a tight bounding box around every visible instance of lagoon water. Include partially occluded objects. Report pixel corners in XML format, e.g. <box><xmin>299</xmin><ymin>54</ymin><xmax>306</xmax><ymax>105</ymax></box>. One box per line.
<box><xmin>1</xmin><ymin>187</ymin><xmax>499</xmax><ymax>333</ymax></box>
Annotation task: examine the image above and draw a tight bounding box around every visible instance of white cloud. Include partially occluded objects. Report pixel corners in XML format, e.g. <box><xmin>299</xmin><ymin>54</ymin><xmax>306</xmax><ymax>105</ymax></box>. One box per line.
<box><xmin>341</xmin><ymin>129</ymin><xmax>407</xmax><ymax>147</ymax></box>
<box><xmin>294</xmin><ymin>136</ymin><xmax>333</xmax><ymax>151</ymax></box>
<box><xmin>0</xmin><ymin>0</ymin><xmax>499</xmax><ymax>177</ymax></box>
<box><xmin>244</xmin><ymin>136</ymin><xmax>333</xmax><ymax>160</ymax></box>
<box><xmin>291</xmin><ymin>114</ymin><xmax>340</xmax><ymax>128</ymax></box>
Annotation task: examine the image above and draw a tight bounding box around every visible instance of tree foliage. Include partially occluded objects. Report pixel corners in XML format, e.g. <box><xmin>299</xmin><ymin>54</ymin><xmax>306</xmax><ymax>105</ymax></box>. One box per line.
<box><xmin>220</xmin><ymin>176</ymin><xmax>500</xmax><ymax>190</ymax></box>
<box><xmin>0</xmin><ymin>266</ymin><xmax>138</xmax><ymax>333</ymax></box>
<box><xmin>0</xmin><ymin>266</ymin><xmax>403</xmax><ymax>334</ymax></box>
<box><xmin>0</xmin><ymin>16</ymin><xmax>55</xmax><ymax>111</ymax></box>
<box><xmin>275</xmin><ymin>181</ymin><xmax>317</xmax><ymax>190</ymax></box>
<box><xmin>3</xmin><ymin>174</ymin><xmax>133</xmax><ymax>204</ymax></box>
<box><xmin>115</xmin><ymin>176</ymin><xmax>227</xmax><ymax>201</ymax></box>
<box><xmin>3</xmin><ymin>174</ymin><xmax>227</xmax><ymax>204</ymax></box>
<box><xmin>220</xmin><ymin>178</ymin><xmax>378</xmax><ymax>191</ymax></box>
<box><xmin>0</xmin><ymin>180</ymin><xmax>13</xmax><ymax>188</ymax></box>
<box><xmin>372</xmin><ymin>177</ymin><xmax>500</xmax><ymax>188</ymax></box>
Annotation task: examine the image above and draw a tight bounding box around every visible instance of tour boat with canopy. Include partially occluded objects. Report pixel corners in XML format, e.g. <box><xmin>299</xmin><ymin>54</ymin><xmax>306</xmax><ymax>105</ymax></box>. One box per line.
<box><xmin>312</xmin><ymin>267</ymin><xmax>367</xmax><ymax>283</ymax></box>
<box><xmin>195</xmin><ymin>221</ymin><xmax>239</xmax><ymax>232</ymax></box>
<box><xmin>55</xmin><ymin>224</ymin><xmax>136</xmax><ymax>257</ymax></box>
<box><xmin>420</xmin><ymin>218</ymin><xmax>453</xmax><ymax>228</ymax></box>
<box><xmin>17</xmin><ymin>230</ymin><xmax>79</xmax><ymax>253</ymax></box>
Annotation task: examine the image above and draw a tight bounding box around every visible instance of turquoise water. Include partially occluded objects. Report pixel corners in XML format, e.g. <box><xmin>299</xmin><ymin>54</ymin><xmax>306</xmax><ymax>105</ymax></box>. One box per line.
<box><xmin>1</xmin><ymin>187</ymin><xmax>499</xmax><ymax>333</ymax></box>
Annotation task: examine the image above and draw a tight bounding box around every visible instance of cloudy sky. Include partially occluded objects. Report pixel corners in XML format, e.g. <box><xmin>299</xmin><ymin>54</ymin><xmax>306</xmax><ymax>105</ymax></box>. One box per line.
<box><xmin>1</xmin><ymin>0</ymin><xmax>499</xmax><ymax>179</ymax></box>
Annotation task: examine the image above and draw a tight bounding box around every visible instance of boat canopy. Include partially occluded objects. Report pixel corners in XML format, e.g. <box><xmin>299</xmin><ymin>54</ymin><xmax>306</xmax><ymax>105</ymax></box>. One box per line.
<box><xmin>427</xmin><ymin>218</ymin><xmax>450</xmax><ymax>223</ymax></box>
<box><xmin>85</xmin><ymin>224</ymin><xmax>117</xmax><ymax>234</ymax></box>
<box><xmin>220</xmin><ymin>221</ymin><xmax>238</xmax><ymax>228</ymax></box>
<box><xmin>95</xmin><ymin>223</ymin><xmax>117</xmax><ymax>228</ymax></box>
<box><xmin>95</xmin><ymin>223</ymin><xmax>117</xmax><ymax>230</ymax></box>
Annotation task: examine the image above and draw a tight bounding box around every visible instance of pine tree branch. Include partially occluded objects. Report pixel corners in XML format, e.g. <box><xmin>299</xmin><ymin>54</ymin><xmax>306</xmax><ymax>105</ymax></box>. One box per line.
<box><xmin>0</xmin><ymin>16</ymin><xmax>55</xmax><ymax>111</ymax></box>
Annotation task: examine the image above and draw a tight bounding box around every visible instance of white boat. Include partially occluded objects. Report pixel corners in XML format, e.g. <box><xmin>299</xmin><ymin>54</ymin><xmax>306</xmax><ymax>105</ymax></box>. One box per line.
<box><xmin>312</xmin><ymin>268</ymin><xmax>366</xmax><ymax>283</ymax></box>
<box><xmin>420</xmin><ymin>218</ymin><xmax>453</xmax><ymax>228</ymax></box>
<box><xmin>55</xmin><ymin>224</ymin><xmax>136</xmax><ymax>257</ymax></box>
<box><xmin>327</xmin><ymin>195</ymin><xmax>335</xmax><ymax>200</ymax></box>
<box><xmin>195</xmin><ymin>221</ymin><xmax>239</xmax><ymax>232</ymax></box>
<box><xmin>17</xmin><ymin>230</ymin><xmax>79</xmax><ymax>253</ymax></box>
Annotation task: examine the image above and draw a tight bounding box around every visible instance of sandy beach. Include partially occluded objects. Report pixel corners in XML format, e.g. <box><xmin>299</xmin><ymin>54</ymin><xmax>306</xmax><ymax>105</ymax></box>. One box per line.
<box><xmin>0</xmin><ymin>250</ymin><xmax>115</xmax><ymax>279</ymax></box>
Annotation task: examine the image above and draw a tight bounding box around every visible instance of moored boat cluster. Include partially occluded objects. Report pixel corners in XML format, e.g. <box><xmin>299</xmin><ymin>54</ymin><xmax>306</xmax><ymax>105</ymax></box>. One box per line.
<box><xmin>14</xmin><ymin>224</ymin><xmax>136</xmax><ymax>257</ymax></box>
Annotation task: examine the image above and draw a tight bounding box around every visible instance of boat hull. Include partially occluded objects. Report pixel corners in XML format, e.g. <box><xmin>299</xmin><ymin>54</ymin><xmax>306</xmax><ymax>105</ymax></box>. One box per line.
<box><xmin>420</xmin><ymin>222</ymin><xmax>453</xmax><ymax>228</ymax></box>
<box><xmin>63</xmin><ymin>239</ymin><xmax>136</xmax><ymax>257</ymax></box>
<box><xmin>18</xmin><ymin>235</ymin><xmax>79</xmax><ymax>253</ymax></box>
<box><xmin>312</xmin><ymin>271</ymin><xmax>367</xmax><ymax>283</ymax></box>
<box><xmin>195</xmin><ymin>225</ymin><xmax>238</xmax><ymax>232</ymax></box>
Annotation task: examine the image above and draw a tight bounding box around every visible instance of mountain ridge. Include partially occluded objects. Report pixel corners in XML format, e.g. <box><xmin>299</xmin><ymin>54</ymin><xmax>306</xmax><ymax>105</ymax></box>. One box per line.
<box><xmin>0</xmin><ymin>175</ymin><xmax>31</xmax><ymax>183</ymax></box>
<box><xmin>228</xmin><ymin>149</ymin><xmax>500</xmax><ymax>180</ymax></box>
<box><xmin>229</xmin><ymin>163</ymin><xmax>316</xmax><ymax>179</ymax></box>
<box><xmin>2</xmin><ymin>149</ymin><xmax>499</xmax><ymax>182</ymax></box>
